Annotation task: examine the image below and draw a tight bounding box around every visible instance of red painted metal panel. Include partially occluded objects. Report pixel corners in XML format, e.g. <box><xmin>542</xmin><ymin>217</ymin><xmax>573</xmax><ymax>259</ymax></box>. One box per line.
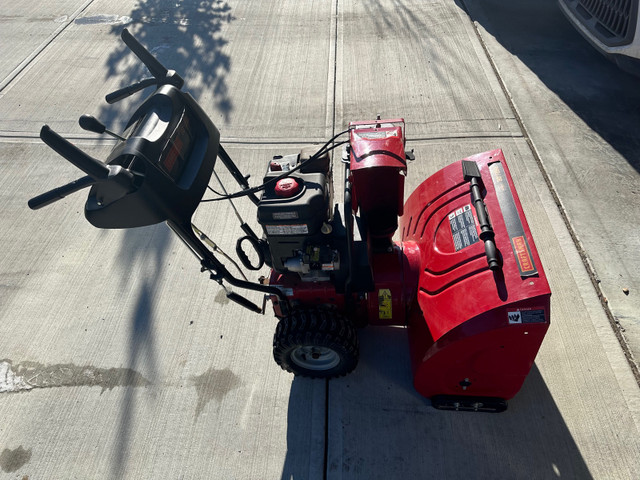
<box><xmin>400</xmin><ymin>150</ymin><xmax>551</xmax><ymax>400</ymax></box>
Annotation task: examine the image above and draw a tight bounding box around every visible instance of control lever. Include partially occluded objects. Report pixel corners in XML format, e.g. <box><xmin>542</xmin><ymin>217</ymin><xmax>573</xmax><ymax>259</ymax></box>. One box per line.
<box><xmin>40</xmin><ymin>125</ymin><xmax>110</xmax><ymax>180</ymax></box>
<box><xmin>29</xmin><ymin>126</ymin><xmax>137</xmax><ymax>210</ymax></box>
<box><xmin>225</xmin><ymin>290</ymin><xmax>263</xmax><ymax>314</ymax></box>
<box><xmin>105</xmin><ymin>28</ymin><xmax>184</xmax><ymax>104</ymax></box>
<box><xmin>105</xmin><ymin>78</ymin><xmax>158</xmax><ymax>104</ymax></box>
<box><xmin>79</xmin><ymin>115</ymin><xmax>126</xmax><ymax>141</ymax></box>
<box><xmin>28</xmin><ymin>176</ymin><xmax>95</xmax><ymax>210</ymax></box>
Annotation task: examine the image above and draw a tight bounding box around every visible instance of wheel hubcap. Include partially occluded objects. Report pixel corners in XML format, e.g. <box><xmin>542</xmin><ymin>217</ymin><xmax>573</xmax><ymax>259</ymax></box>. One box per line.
<box><xmin>291</xmin><ymin>346</ymin><xmax>340</xmax><ymax>371</ymax></box>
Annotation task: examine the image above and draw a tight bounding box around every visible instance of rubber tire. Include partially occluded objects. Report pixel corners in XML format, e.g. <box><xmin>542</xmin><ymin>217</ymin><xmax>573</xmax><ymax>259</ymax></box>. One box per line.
<box><xmin>273</xmin><ymin>309</ymin><xmax>359</xmax><ymax>379</ymax></box>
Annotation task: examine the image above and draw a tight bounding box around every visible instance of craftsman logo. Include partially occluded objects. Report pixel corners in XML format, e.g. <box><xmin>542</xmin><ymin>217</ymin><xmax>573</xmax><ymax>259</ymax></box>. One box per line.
<box><xmin>512</xmin><ymin>236</ymin><xmax>535</xmax><ymax>273</ymax></box>
<box><xmin>508</xmin><ymin>311</ymin><xmax>522</xmax><ymax>324</ymax></box>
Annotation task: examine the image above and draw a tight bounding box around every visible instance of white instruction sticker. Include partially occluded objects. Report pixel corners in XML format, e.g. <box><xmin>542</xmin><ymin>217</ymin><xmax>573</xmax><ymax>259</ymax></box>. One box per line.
<box><xmin>266</xmin><ymin>224</ymin><xmax>309</xmax><ymax>236</ymax></box>
<box><xmin>449</xmin><ymin>204</ymin><xmax>479</xmax><ymax>251</ymax></box>
<box><xmin>272</xmin><ymin>211</ymin><xmax>299</xmax><ymax>220</ymax></box>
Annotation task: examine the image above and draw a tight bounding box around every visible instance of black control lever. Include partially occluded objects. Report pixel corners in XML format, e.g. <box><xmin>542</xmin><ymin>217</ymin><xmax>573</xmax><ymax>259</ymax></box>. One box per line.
<box><xmin>225</xmin><ymin>291</ymin><xmax>263</xmax><ymax>314</ymax></box>
<box><xmin>30</xmin><ymin>126</ymin><xmax>137</xmax><ymax>210</ymax></box>
<box><xmin>28</xmin><ymin>175</ymin><xmax>95</xmax><ymax>210</ymax></box>
<box><xmin>106</xmin><ymin>28</ymin><xmax>184</xmax><ymax>104</ymax></box>
<box><xmin>79</xmin><ymin>115</ymin><xmax>126</xmax><ymax>141</ymax></box>
<box><xmin>105</xmin><ymin>78</ymin><xmax>158</xmax><ymax>104</ymax></box>
<box><xmin>40</xmin><ymin>125</ymin><xmax>110</xmax><ymax>180</ymax></box>
<box><xmin>462</xmin><ymin>160</ymin><xmax>502</xmax><ymax>271</ymax></box>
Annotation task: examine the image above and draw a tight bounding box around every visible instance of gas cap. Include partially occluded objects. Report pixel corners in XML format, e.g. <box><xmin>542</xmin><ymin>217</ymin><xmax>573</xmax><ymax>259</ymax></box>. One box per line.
<box><xmin>275</xmin><ymin>178</ymin><xmax>301</xmax><ymax>197</ymax></box>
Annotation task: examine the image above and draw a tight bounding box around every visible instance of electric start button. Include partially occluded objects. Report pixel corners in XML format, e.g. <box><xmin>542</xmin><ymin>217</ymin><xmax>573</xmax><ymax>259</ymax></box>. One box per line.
<box><xmin>275</xmin><ymin>178</ymin><xmax>301</xmax><ymax>197</ymax></box>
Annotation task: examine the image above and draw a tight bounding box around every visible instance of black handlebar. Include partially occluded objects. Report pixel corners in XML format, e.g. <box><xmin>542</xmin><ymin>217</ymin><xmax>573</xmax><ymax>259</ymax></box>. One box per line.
<box><xmin>105</xmin><ymin>78</ymin><xmax>158</xmax><ymax>104</ymax></box>
<box><xmin>121</xmin><ymin>29</ymin><xmax>176</xmax><ymax>83</ymax></box>
<box><xmin>28</xmin><ymin>175</ymin><xmax>95</xmax><ymax>210</ymax></box>
<box><xmin>30</xmin><ymin>126</ymin><xmax>137</xmax><ymax>210</ymax></box>
<box><xmin>40</xmin><ymin>125</ymin><xmax>110</xmax><ymax>180</ymax></box>
<box><xmin>105</xmin><ymin>29</ymin><xmax>184</xmax><ymax>104</ymax></box>
<box><xmin>29</xmin><ymin>29</ymin><xmax>284</xmax><ymax>314</ymax></box>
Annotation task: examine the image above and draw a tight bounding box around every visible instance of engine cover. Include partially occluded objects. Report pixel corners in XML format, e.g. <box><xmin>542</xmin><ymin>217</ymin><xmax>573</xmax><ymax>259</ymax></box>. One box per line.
<box><xmin>257</xmin><ymin>148</ymin><xmax>334</xmax><ymax>274</ymax></box>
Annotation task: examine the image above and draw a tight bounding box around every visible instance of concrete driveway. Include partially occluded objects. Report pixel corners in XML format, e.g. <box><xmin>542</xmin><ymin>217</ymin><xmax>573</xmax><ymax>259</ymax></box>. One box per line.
<box><xmin>1</xmin><ymin>0</ymin><xmax>639</xmax><ymax>478</ymax></box>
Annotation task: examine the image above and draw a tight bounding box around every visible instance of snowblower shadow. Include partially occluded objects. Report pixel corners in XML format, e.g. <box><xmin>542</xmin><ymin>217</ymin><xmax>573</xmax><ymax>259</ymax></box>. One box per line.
<box><xmin>284</xmin><ymin>326</ymin><xmax>591</xmax><ymax>479</ymax></box>
<box><xmin>107</xmin><ymin>224</ymin><xmax>172</xmax><ymax>477</ymax></box>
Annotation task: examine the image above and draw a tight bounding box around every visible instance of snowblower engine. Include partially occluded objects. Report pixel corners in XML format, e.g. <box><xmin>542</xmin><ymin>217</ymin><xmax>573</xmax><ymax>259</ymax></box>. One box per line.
<box><xmin>257</xmin><ymin>147</ymin><xmax>336</xmax><ymax>279</ymax></box>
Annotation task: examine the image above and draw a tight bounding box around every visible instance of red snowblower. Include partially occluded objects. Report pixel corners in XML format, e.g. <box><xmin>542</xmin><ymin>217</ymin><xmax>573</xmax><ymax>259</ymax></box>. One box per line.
<box><xmin>29</xmin><ymin>30</ymin><xmax>550</xmax><ymax>412</ymax></box>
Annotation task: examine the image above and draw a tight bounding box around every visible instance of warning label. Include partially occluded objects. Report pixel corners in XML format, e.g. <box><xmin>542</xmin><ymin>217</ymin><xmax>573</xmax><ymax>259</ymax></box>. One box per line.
<box><xmin>378</xmin><ymin>289</ymin><xmax>392</xmax><ymax>320</ymax></box>
<box><xmin>449</xmin><ymin>205</ymin><xmax>480</xmax><ymax>251</ymax></box>
<box><xmin>265</xmin><ymin>224</ymin><xmax>309</xmax><ymax>236</ymax></box>
<box><xmin>272</xmin><ymin>211</ymin><xmax>299</xmax><ymax>220</ymax></box>
<box><xmin>508</xmin><ymin>309</ymin><xmax>546</xmax><ymax>325</ymax></box>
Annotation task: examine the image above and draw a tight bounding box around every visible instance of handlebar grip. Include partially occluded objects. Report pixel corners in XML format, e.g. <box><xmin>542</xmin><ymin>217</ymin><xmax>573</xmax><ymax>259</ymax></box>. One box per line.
<box><xmin>105</xmin><ymin>78</ymin><xmax>157</xmax><ymax>104</ymax></box>
<box><xmin>40</xmin><ymin>125</ymin><xmax>110</xmax><ymax>180</ymax></box>
<box><xmin>121</xmin><ymin>28</ymin><xmax>168</xmax><ymax>79</ymax></box>
<box><xmin>28</xmin><ymin>175</ymin><xmax>94</xmax><ymax>210</ymax></box>
<box><xmin>120</xmin><ymin>29</ymin><xmax>183</xmax><ymax>88</ymax></box>
<box><xmin>226</xmin><ymin>291</ymin><xmax>263</xmax><ymax>314</ymax></box>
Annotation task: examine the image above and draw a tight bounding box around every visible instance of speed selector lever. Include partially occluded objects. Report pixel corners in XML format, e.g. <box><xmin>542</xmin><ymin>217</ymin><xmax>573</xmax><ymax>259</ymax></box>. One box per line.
<box><xmin>79</xmin><ymin>114</ymin><xmax>126</xmax><ymax>141</ymax></box>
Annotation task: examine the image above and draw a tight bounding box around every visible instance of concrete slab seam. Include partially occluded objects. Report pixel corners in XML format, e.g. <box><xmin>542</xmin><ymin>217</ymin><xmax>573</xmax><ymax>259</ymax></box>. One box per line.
<box><xmin>330</xmin><ymin>0</ymin><xmax>339</xmax><ymax>137</ymax></box>
<box><xmin>0</xmin><ymin>132</ymin><xmax>334</xmax><ymax>146</ymax></box>
<box><xmin>1</xmin><ymin>131</ymin><xmax>524</xmax><ymax>145</ymax></box>
<box><xmin>0</xmin><ymin>0</ymin><xmax>98</xmax><ymax>94</ymax></box>
<box><xmin>323</xmin><ymin>378</ymin><xmax>330</xmax><ymax>480</ymax></box>
<box><xmin>407</xmin><ymin>132</ymin><xmax>524</xmax><ymax>142</ymax></box>
<box><xmin>458</xmin><ymin>0</ymin><xmax>640</xmax><ymax>386</ymax></box>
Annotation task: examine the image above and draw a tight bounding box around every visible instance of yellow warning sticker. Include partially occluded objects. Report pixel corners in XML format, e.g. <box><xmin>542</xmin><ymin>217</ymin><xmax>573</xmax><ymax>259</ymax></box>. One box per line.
<box><xmin>378</xmin><ymin>289</ymin><xmax>392</xmax><ymax>320</ymax></box>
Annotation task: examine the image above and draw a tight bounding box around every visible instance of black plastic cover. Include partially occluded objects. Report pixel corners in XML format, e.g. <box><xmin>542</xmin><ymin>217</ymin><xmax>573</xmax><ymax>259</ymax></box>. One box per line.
<box><xmin>85</xmin><ymin>85</ymin><xmax>220</xmax><ymax>228</ymax></box>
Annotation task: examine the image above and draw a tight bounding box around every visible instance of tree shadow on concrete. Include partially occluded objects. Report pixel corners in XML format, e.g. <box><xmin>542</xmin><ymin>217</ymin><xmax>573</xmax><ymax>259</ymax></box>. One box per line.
<box><xmin>99</xmin><ymin>0</ymin><xmax>235</xmax><ymax>126</ymax></box>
